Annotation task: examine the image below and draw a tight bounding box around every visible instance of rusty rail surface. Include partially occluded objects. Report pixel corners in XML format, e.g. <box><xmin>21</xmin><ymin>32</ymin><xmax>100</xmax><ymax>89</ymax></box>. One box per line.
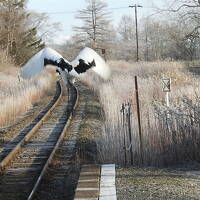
<box><xmin>0</xmin><ymin>81</ymin><xmax>63</xmax><ymax>171</ymax></box>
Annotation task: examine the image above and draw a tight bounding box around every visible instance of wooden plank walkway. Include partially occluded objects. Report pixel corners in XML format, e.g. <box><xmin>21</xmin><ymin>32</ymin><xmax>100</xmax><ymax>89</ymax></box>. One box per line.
<box><xmin>99</xmin><ymin>164</ymin><xmax>116</xmax><ymax>200</ymax></box>
<box><xmin>74</xmin><ymin>164</ymin><xmax>117</xmax><ymax>200</ymax></box>
<box><xmin>74</xmin><ymin>165</ymin><xmax>100</xmax><ymax>200</ymax></box>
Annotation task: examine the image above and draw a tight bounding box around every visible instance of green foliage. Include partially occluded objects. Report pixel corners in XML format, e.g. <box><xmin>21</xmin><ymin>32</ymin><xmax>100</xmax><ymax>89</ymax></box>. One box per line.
<box><xmin>13</xmin><ymin>27</ymin><xmax>45</xmax><ymax>65</ymax></box>
<box><xmin>0</xmin><ymin>0</ymin><xmax>44</xmax><ymax>65</ymax></box>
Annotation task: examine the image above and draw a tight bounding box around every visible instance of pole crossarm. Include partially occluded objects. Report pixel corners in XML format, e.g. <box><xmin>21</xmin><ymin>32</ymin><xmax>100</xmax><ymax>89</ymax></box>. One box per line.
<box><xmin>129</xmin><ymin>5</ymin><xmax>143</xmax><ymax>8</ymax></box>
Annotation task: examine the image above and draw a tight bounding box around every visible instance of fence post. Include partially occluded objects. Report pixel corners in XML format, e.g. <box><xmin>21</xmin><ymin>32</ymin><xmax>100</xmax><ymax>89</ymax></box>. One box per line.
<box><xmin>127</xmin><ymin>103</ymin><xmax>134</xmax><ymax>165</ymax></box>
<box><xmin>135</xmin><ymin>76</ymin><xmax>143</xmax><ymax>164</ymax></box>
<box><xmin>121</xmin><ymin>103</ymin><xmax>127</xmax><ymax>166</ymax></box>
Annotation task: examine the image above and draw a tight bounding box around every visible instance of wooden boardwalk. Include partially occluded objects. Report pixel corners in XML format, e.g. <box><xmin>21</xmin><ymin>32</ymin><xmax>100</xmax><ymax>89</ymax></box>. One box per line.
<box><xmin>74</xmin><ymin>164</ymin><xmax>117</xmax><ymax>200</ymax></box>
<box><xmin>99</xmin><ymin>164</ymin><xmax>116</xmax><ymax>200</ymax></box>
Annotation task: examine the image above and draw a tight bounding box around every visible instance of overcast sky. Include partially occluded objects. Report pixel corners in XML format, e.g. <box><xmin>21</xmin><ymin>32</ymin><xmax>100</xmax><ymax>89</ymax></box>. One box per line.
<box><xmin>27</xmin><ymin>0</ymin><xmax>166</xmax><ymax>44</ymax></box>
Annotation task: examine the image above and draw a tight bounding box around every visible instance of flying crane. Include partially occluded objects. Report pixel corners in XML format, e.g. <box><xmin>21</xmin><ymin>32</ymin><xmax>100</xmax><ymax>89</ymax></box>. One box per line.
<box><xmin>20</xmin><ymin>47</ymin><xmax>110</xmax><ymax>85</ymax></box>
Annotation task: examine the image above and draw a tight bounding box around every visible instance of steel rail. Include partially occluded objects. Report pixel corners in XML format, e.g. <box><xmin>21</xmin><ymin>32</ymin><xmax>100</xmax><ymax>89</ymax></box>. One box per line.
<box><xmin>0</xmin><ymin>81</ymin><xmax>63</xmax><ymax>171</ymax></box>
<box><xmin>27</xmin><ymin>82</ymin><xmax>79</xmax><ymax>200</ymax></box>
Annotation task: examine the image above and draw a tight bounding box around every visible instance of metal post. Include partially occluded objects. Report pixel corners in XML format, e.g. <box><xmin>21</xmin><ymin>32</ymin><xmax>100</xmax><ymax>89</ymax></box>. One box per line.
<box><xmin>166</xmin><ymin>92</ymin><xmax>169</xmax><ymax>107</ymax></box>
<box><xmin>129</xmin><ymin>4</ymin><xmax>142</xmax><ymax>62</ymax></box>
<box><xmin>162</xmin><ymin>78</ymin><xmax>171</xmax><ymax>107</ymax></box>
<box><xmin>102</xmin><ymin>49</ymin><xmax>106</xmax><ymax>61</ymax></box>
<box><xmin>121</xmin><ymin>103</ymin><xmax>127</xmax><ymax>166</ymax></box>
<box><xmin>127</xmin><ymin>103</ymin><xmax>133</xmax><ymax>166</ymax></box>
<box><xmin>135</xmin><ymin>76</ymin><xmax>143</xmax><ymax>163</ymax></box>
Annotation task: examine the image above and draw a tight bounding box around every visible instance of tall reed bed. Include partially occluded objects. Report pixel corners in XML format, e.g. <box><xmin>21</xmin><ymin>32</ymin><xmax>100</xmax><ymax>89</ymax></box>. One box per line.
<box><xmin>0</xmin><ymin>68</ymin><xmax>53</xmax><ymax>128</ymax></box>
<box><xmin>83</xmin><ymin>61</ymin><xmax>200</xmax><ymax>167</ymax></box>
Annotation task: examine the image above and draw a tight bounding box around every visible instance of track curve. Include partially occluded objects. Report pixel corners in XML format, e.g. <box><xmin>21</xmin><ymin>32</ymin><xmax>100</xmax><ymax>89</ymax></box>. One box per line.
<box><xmin>0</xmin><ymin>81</ymin><xmax>78</xmax><ymax>200</ymax></box>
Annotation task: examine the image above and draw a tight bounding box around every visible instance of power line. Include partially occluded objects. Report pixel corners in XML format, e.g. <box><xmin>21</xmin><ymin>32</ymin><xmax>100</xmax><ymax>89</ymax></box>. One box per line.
<box><xmin>39</xmin><ymin>6</ymin><xmax>129</xmax><ymax>15</ymax></box>
<box><xmin>42</xmin><ymin>11</ymin><xmax>77</xmax><ymax>15</ymax></box>
<box><xmin>32</xmin><ymin>6</ymin><xmax>154</xmax><ymax>15</ymax></box>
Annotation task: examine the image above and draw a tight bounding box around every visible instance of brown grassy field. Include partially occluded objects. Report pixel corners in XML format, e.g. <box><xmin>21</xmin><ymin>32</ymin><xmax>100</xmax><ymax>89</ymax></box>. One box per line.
<box><xmin>82</xmin><ymin>60</ymin><xmax>200</xmax><ymax>167</ymax></box>
<box><xmin>0</xmin><ymin>52</ymin><xmax>54</xmax><ymax>127</ymax></box>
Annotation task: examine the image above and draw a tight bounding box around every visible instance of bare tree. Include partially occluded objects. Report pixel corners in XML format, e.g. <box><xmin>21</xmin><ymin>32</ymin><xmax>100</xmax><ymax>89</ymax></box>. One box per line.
<box><xmin>114</xmin><ymin>15</ymin><xmax>136</xmax><ymax>61</ymax></box>
<box><xmin>118</xmin><ymin>15</ymin><xmax>135</xmax><ymax>41</ymax></box>
<box><xmin>73</xmin><ymin>0</ymin><xmax>111</xmax><ymax>50</ymax></box>
<box><xmin>159</xmin><ymin>0</ymin><xmax>200</xmax><ymax>60</ymax></box>
<box><xmin>28</xmin><ymin>12</ymin><xmax>61</xmax><ymax>44</ymax></box>
<box><xmin>162</xmin><ymin>0</ymin><xmax>200</xmax><ymax>12</ymax></box>
<box><xmin>0</xmin><ymin>0</ymin><xmax>27</xmax><ymax>59</ymax></box>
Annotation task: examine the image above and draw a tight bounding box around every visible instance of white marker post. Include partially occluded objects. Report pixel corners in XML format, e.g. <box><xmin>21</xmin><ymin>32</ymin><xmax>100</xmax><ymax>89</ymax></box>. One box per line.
<box><xmin>162</xmin><ymin>78</ymin><xmax>171</xmax><ymax>107</ymax></box>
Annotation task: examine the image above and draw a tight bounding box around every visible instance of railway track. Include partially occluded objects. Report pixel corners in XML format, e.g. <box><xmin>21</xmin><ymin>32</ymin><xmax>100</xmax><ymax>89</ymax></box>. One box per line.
<box><xmin>35</xmin><ymin>83</ymin><xmax>91</xmax><ymax>200</ymax></box>
<box><xmin>0</xmin><ymin>80</ymin><xmax>78</xmax><ymax>200</ymax></box>
<box><xmin>0</xmin><ymin>81</ymin><xmax>61</xmax><ymax>162</ymax></box>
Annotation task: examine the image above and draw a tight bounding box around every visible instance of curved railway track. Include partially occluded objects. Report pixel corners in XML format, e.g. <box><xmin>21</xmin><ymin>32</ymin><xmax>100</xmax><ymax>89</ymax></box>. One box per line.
<box><xmin>35</xmin><ymin>83</ymin><xmax>91</xmax><ymax>200</ymax></box>
<box><xmin>0</xmin><ymin>81</ymin><xmax>61</xmax><ymax>163</ymax></box>
<box><xmin>0</xmin><ymin>80</ymin><xmax>78</xmax><ymax>200</ymax></box>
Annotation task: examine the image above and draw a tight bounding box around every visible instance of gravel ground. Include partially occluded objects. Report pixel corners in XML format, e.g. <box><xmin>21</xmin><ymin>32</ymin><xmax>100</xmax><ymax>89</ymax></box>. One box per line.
<box><xmin>77</xmin><ymin>83</ymin><xmax>103</xmax><ymax>163</ymax></box>
<box><xmin>116</xmin><ymin>167</ymin><xmax>200</xmax><ymax>200</ymax></box>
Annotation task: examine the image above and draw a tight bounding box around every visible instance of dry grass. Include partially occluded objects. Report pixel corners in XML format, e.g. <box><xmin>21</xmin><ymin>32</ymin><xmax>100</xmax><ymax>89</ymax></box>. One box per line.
<box><xmin>82</xmin><ymin>60</ymin><xmax>200</xmax><ymax>167</ymax></box>
<box><xmin>116</xmin><ymin>168</ymin><xmax>200</xmax><ymax>200</ymax></box>
<box><xmin>0</xmin><ymin>54</ymin><xmax>54</xmax><ymax>128</ymax></box>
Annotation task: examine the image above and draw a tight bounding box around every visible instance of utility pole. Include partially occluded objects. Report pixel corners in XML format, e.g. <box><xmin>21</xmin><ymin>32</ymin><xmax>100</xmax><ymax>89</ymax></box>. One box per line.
<box><xmin>129</xmin><ymin>4</ymin><xmax>142</xmax><ymax>62</ymax></box>
<box><xmin>145</xmin><ymin>19</ymin><xmax>149</xmax><ymax>61</ymax></box>
<box><xmin>134</xmin><ymin>76</ymin><xmax>143</xmax><ymax>164</ymax></box>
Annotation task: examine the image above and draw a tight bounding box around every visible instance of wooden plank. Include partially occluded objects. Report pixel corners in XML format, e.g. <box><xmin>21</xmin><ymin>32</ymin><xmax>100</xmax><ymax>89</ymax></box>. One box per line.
<box><xmin>75</xmin><ymin>198</ymin><xmax>98</xmax><ymax>200</ymax></box>
<box><xmin>74</xmin><ymin>165</ymin><xmax>100</xmax><ymax>200</ymax></box>
<box><xmin>99</xmin><ymin>164</ymin><xmax>117</xmax><ymax>200</ymax></box>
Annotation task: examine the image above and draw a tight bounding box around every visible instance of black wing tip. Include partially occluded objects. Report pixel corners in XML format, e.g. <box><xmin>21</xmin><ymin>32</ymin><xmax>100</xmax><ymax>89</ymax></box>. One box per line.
<box><xmin>44</xmin><ymin>58</ymin><xmax>58</xmax><ymax>67</ymax></box>
<box><xmin>44</xmin><ymin>58</ymin><xmax>73</xmax><ymax>72</ymax></box>
<box><xmin>74</xmin><ymin>59</ymin><xmax>96</xmax><ymax>74</ymax></box>
<box><xmin>78</xmin><ymin>59</ymin><xmax>96</xmax><ymax>67</ymax></box>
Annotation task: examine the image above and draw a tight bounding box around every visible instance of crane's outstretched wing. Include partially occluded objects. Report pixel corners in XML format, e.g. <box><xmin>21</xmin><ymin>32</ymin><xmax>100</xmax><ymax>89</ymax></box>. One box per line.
<box><xmin>20</xmin><ymin>47</ymin><xmax>110</xmax><ymax>81</ymax></box>
<box><xmin>20</xmin><ymin>48</ymin><xmax>68</xmax><ymax>79</ymax></box>
<box><xmin>70</xmin><ymin>47</ymin><xmax>110</xmax><ymax>80</ymax></box>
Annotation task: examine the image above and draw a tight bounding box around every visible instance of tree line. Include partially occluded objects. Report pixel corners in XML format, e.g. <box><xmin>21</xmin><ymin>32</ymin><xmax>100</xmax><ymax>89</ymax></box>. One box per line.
<box><xmin>60</xmin><ymin>0</ymin><xmax>200</xmax><ymax>62</ymax></box>
<box><xmin>1</xmin><ymin>0</ymin><xmax>200</xmax><ymax>65</ymax></box>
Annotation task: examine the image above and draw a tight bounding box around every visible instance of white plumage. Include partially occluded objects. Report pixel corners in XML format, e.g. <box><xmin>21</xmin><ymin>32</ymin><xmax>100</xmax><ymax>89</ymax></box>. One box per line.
<box><xmin>20</xmin><ymin>48</ymin><xmax>62</xmax><ymax>79</ymax></box>
<box><xmin>71</xmin><ymin>47</ymin><xmax>110</xmax><ymax>80</ymax></box>
<box><xmin>20</xmin><ymin>47</ymin><xmax>110</xmax><ymax>84</ymax></box>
